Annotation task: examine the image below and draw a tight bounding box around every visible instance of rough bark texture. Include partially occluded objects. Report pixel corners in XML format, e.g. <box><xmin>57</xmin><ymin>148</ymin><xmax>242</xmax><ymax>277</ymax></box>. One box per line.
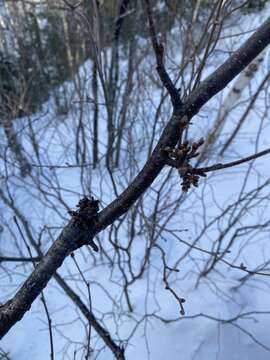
<box><xmin>1</xmin><ymin>14</ymin><xmax>270</xmax><ymax>342</ymax></box>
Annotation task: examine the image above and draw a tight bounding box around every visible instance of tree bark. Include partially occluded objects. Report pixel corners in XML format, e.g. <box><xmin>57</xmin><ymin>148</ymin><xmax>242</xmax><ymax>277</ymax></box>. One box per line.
<box><xmin>1</xmin><ymin>14</ymin><xmax>270</xmax><ymax>341</ymax></box>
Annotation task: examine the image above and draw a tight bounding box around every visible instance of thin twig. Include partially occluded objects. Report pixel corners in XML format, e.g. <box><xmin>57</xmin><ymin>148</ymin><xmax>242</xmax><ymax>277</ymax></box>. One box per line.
<box><xmin>193</xmin><ymin>147</ymin><xmax>270</xmax><ymax>175</ymax></box>
<box><xmin>144</xmin><ymin>0</ymin><xmax>181</xmax><ymax>107</ymax></box>
<box><xmin>0</xmin><ymin>256</ymin><xmax>41</xmax><ymax>263</ymax></box>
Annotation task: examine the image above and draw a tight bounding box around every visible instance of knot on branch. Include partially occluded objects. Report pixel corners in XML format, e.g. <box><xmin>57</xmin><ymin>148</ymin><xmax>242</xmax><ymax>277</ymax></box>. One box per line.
<box><xmin>68</xmin><ymin>196</ymin><xmax>100</xmax><ymax>251</ymax></box>
<box><xmin>163</xmin><ymin>138</ymin><xmax>207</xmax><ymax>192</ymax></box>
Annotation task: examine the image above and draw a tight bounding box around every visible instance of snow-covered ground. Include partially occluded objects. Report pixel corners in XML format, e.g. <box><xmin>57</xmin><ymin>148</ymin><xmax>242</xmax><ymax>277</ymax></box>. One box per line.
<box><xmin>1</xmin><ymin>3</ymin><xmax>270</xmax><ymax>359</ymax></box>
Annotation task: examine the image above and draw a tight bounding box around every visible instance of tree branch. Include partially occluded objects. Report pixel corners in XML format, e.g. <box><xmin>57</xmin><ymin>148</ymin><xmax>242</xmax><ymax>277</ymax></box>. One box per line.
<box><xmin>1</xmin><ymin>12</ymin><xmax>270</xmax><ymax>341</ymax></box>
<box><xmin>144</xmin><ymin>0</ymin><xmax>181</xmax><ymax>107</ymax></box>
<box><xmin>0</xmin><ymin>256</ymin><xmax>41</xmax><ymax>263</ymax></box>
<box><xmin>193</xmin><ymin>147</ymin><xmax>270</xmax><ymax>175</ymax></box>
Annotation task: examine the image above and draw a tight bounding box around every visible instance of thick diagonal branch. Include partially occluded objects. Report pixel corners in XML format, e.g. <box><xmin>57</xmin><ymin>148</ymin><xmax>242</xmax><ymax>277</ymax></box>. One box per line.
<box><xmin>1</xmin><ymin>15</ymin><xmax>270</xmax><ymax>340</ymax></box>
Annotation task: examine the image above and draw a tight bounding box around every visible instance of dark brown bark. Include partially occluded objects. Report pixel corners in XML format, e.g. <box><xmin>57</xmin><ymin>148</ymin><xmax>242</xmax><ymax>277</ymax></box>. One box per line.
<box><xmin>1</xmin><ymin>13</ymin><xmax>270</xmax><ymax>342</ymax></box>
<box><xmin>92</xmin><ymin>62</ymin><xmax>99</xmax><ymax>168</ymax></box>
<box><xmin>54</xmin><ymin>274</ymin><xmax>125</xmax><ymax>360</ymax></box>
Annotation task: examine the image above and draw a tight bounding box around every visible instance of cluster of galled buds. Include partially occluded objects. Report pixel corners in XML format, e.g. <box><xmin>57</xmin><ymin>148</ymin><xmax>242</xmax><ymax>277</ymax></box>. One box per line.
<box><xmin>163</xmin><ymin>138</ymin><xmax>207</xmax><ymax>192</ymax></box>
<box><xmin>68</xmin><ymin>196</ymin><xmax>100</xmax><ymax>251</ymax></box>
<box><xmin>69</xmin><ymin>196</ymin><xmax>99</xmax><ymax>225</ymax></box>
